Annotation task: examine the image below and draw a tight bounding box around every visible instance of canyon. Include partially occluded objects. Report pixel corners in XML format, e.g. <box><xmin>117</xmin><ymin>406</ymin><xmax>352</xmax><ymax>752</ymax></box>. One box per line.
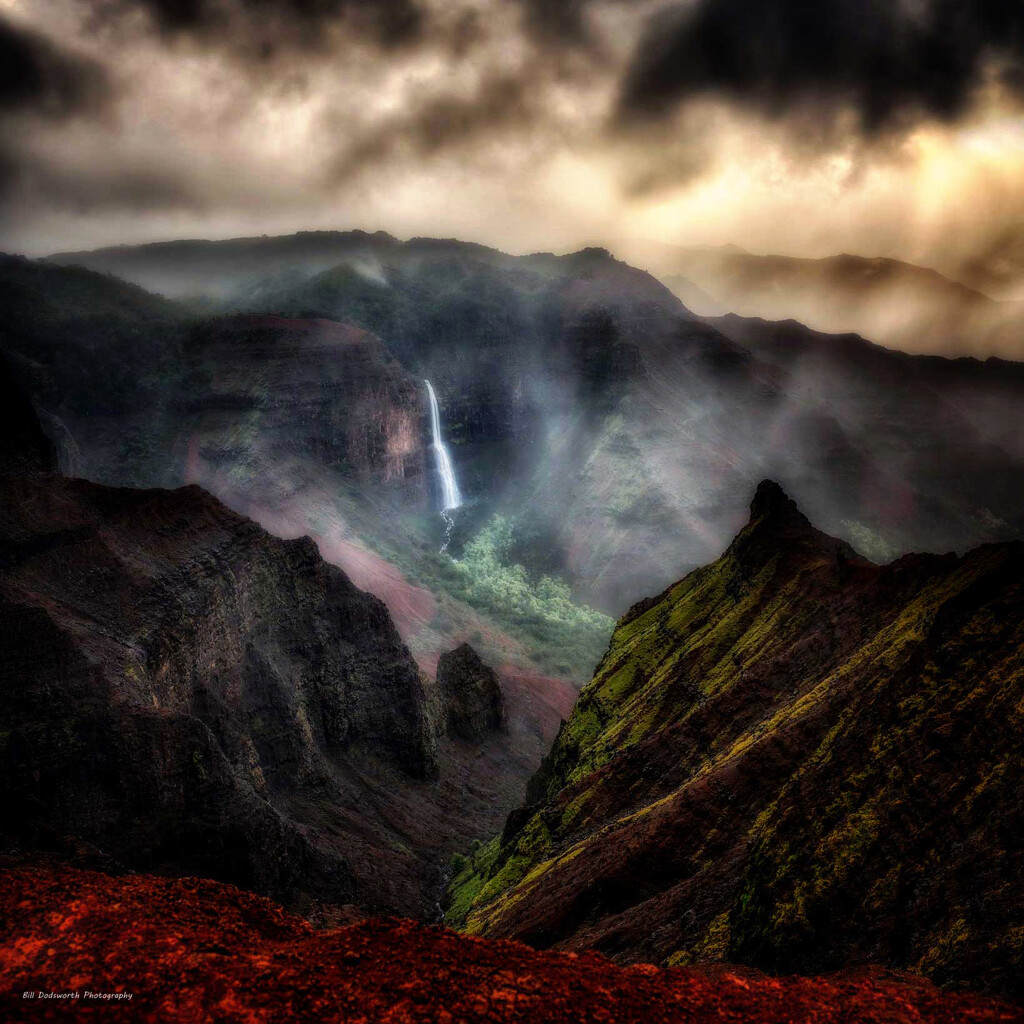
<box><xmin>0</xmin><ymin>352</ymin><xmax>564</xmax><ymax>920</ymax></box>
<box><xmin>26</xmin><ymin>235</ymin><xmax>1024</xmax><ymax>623</ymax></box>
<box><xmin>2</xmin><ymin>232</ymin><xmax>1023</xmax><ymax>1015</ymax></box>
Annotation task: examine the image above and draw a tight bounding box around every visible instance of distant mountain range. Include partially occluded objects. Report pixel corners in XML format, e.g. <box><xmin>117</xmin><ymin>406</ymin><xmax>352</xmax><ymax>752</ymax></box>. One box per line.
<box><xmin>19</xmin><ymin>233</ymin><xmax>1024</xmax><ymax>620</ymax></box>
<box><xmin>615</xmin><ymin>241</ymin><xmax>1024</xmax><ymax>359</ymax></box>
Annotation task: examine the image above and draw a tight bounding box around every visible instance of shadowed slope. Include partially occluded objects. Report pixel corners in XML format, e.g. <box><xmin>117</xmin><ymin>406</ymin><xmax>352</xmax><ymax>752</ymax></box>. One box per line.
<box><xmin>450</xmin><ymin>482</ymin><xmax>1024</xmax><ymax>999</ymax></box>
<box><xmin>0</xmin><ymin>356</ymin><xmax>552</xmax><ymax>921</ymax></box>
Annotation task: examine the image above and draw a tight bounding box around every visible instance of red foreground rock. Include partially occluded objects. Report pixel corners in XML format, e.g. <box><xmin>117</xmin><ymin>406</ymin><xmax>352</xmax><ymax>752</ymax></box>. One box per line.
<box><xmin>1</xmin><ymin>867</ymin><xmax>1020</xmax><ymax>1023</ymax></box>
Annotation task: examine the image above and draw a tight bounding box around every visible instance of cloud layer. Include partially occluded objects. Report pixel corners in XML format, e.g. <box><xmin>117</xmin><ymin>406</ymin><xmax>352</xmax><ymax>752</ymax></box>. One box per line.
<box><xmin>621</xmin><ymin>0</ymin><xmax>1024</xmax><ymax>134</ymax></box>
<box><xmin>2</xmin><ymin>0</ymin><xmax>1023</xmax><ymax>309</ymax></box>
<box><xmin>1</xmin><ymin>15</ymin><xmax>109</xmax><ymax>118</ymax></box>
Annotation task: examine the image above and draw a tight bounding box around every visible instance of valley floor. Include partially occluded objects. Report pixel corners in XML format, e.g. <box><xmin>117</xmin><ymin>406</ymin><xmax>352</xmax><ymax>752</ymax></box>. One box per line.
<box><xmin>1</xmin><ymin>867</ymin><xmax>1020</xmax><ymax>1023</ymax></box>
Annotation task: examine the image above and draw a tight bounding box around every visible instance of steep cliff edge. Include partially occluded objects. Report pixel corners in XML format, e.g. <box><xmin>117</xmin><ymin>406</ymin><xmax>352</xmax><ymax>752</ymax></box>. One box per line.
<box><xmin>0</xmin><ymin>255</ymin><xmax>585</xmax><ymax>685</ymax></box>
<box><xmin>0</xmin><ymin>255</ymin><xmax>429</xmax><ymax>502</ymax></box>
<box><xmin>449</xmin><ymin>482</ymin><xmax>1024</xmax><ymax>999</ymax></box>
<box><xmin>181</xmin><ymin>314</ymin><xmax>427</xmax><ymax>499</ymax></box>
<box><xmin>0</xmin><ymin>358</ymin><xmax>457</xmax><ymax>917</ymax></box>
<box><xmin>0</xmin><ymin>471</ymin><xmax>444</xmax><ymax>911</ymax></box>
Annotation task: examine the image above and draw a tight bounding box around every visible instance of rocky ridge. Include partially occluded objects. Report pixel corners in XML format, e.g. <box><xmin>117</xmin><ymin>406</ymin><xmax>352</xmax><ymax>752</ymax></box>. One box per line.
<box><xmin>435</xmin><ymin>642</ymin><xmax>506</xmax><ymax>741</ymax></box>
<box><xmin>449</xmin><ymin>481</ymin><xmax>1024</xmax><ymax>1000</ymax></box>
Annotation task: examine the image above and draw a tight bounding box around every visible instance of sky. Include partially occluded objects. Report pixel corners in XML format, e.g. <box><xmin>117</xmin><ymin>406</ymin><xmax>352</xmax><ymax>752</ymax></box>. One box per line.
<box><xmin>2</xmin><ymin>0</ymin><xmax>1024</xmax><ymax>291</ymax></box>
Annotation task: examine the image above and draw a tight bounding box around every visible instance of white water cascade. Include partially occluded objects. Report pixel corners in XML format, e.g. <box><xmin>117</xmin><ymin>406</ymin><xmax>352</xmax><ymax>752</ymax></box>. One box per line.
<box><xmin>424</xmin><ymin>380</ymin><xmax>462</xmax><ymax>552</ymax></box>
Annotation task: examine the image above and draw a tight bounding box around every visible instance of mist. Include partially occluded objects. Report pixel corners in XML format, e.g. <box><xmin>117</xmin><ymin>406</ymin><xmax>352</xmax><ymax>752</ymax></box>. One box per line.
<box><xmin>0</xmin><ymin>0</ymin><xmax>1021</xmax><ymax>329</ymax></box>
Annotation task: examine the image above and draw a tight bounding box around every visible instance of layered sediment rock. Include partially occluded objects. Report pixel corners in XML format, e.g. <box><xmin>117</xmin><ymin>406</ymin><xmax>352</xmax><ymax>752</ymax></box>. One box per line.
<box><xmin>182</xmin><ymin>315</ymin><xmax>427</xmax><ymax>498</ymax></box>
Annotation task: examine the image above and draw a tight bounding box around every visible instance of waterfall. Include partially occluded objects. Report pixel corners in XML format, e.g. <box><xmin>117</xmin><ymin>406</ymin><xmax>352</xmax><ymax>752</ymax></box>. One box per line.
<box><xmin>424</xmin><ymin>380</ymin><xmax>462</xmax><ymax>552</ymax></box>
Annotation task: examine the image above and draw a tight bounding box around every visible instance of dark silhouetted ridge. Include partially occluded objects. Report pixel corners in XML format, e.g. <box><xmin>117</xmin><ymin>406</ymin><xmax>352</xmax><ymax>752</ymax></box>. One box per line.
<box><xmin>749</xmin><ymin>478</ymin><xmax>805</xmax><ymax>522</ymax></box>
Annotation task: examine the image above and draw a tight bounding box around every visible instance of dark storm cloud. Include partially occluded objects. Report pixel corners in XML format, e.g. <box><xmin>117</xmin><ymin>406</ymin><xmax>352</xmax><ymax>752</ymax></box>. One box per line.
<box><xmin>619</xmin><ymin>0</ymin><xmax>1024</xmax><ymax>134</ymax></box>
<box><xmin>515</xmin><ymin>0</ymin><xmax>644</xmax><ymax>53</ymax></box>
<box><xmin>3</xmin><ymin>0</ymin><xmax>1024</xmax><ymax>291</ymax></box>
<box><xmin>325</xmin><ymin>71</ymin><xmax>543</xmax><ymax>186</ymax></box>
<box><xmin>0</xmin><ymin>15</ymin><xmax>111</xmax><ymax>119</ymax></box>
<box><xmin>3</xmin><ymin>152</ymin><xmax>202</xmax><ymax>213</ymax></box>
<box><xmin>90</xmin><ymin>0</ymin><xmax>426</xmax><ymax>54</ymax></box>
<box><xmin>0</xmin><ymin>16</ymin><xmax>113</xmax><ymax>199</ymax></box>
<box><xmin>519</xmin><ymin>0</ymin><xmax>591</xmax><ymax>44</ymax></box>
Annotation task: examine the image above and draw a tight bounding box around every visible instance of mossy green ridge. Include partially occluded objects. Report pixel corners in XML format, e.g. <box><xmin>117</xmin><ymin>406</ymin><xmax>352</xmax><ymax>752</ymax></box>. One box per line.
<box><xmin>446</xmin><ymin>480</ymin><xmax>1024</xmax><ymax>1001</ymax></box>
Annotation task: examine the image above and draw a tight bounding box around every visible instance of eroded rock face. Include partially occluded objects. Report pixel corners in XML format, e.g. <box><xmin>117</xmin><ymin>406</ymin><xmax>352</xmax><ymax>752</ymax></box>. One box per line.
<box><xmin>436</xmin><ymin>643</ymin><xmax>505</xmax><ymax>741</ymax></box>
<box><xmin>0</xmin><ymin>357</ymin><xmax>570</xmax><ymax>921</ymax></box>
<box><xmin>0</xmin><ymin>470</ymin><xmax>439</xmax><ymax>907</ymax></box>
<box><xmin>0</xmin><ymin>258</ymin><xmax>430</xmax><ymax>505</ymax></box>
<box><xmin>181</xmin><ymin>316</ymin><xmax>427</xmax><ymax>499</ymax></box>
<box><xmin>0</xmin><ymin>359</ymin><xmax>444</xmax><ymax>915</ymax></box>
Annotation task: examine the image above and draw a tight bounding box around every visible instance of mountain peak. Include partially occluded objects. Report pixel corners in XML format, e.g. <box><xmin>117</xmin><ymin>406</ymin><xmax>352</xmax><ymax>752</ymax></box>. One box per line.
<box><xmin>749</xmin><ymin>479</ymin><xmax>809</xmax><ymax>527</ymax></box>
<box><xmin>734</xmin><ymin>479</ymin><xmax>858</xmax><ymax>573</ymax></box>
<box><xmin>566</xmin><ymin>246</ymin><xmax>615</xmax><ymax>263</ymax></box>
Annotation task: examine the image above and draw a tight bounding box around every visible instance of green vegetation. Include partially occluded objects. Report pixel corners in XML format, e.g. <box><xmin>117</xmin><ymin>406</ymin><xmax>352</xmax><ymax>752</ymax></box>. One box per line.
<box><xmin>728</xmin><ymin>546</ymin><xmax>1024</xmax><ymax>991</ymax></box>
<box><xmin>309</xmin><ymin>482</ymin><xmax>614</xmax><ymax>680</ymax></box>
<box><xmin>445</xmin><ymin>836</ymin><xmax>501</xmax><ymax>929</ymax></box>
<box><xmin>407</xmin><ymin>514</ymin><xmax>614</xmax><ymax>680</ymax></box>
<box><xmin>667</xmin><ymin>911</ymin><xmax>731</xmax><ymax>967</ymax></box>
<box><xmin>450</xmin><ymin>516</ymin><xmax>612</xmax><ymax>675</ymax></box>
<box><xmin>444</xmin><ymin>491</ymin><xmax>1024</xmax><ymax>997</ymax></box>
